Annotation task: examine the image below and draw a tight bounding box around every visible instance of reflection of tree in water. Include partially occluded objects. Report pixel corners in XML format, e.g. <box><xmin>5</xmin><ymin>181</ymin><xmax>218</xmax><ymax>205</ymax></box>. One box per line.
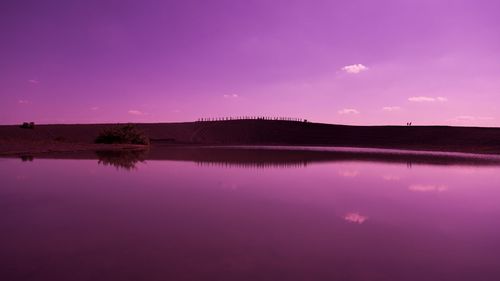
<box><xmin>96</xmin><ymin>149</ymin><xmax>148</xmax><ymax>170</ymax></box>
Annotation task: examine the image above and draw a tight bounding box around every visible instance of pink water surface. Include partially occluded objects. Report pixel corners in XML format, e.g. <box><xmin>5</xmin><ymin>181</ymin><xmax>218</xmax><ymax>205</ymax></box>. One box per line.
<box><xmin>1</xmin><ymin>155</ymin><xmax>500</xmax><ymax>280</ymax></box>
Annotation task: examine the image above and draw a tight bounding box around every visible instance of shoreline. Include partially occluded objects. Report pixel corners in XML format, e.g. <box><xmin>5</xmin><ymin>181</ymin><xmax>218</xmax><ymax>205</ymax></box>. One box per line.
<box><xmin>0</xmin><ymin>141</ymin><xmax>149</xmax><ymax>156</ymax></box>
<box><xmin>3</xmin><ymin>143</ymin><xmax>500</xmax><ymax>168</ymax></box>
<box><xmin>2</xmin><ymin>141</ymin><xmax>500</xmax><ymax>158</ymax></box>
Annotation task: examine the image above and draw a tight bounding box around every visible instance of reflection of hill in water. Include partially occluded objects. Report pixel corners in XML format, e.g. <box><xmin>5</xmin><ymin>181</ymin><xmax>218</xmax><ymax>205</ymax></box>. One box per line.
<box><xmin>196</xmin><ymin>160</ymin><xmax>309</xmax><ymax>169</ymax></box>
<box><xmin>147</xmin><ymin>146</ymin><xmax>500</xmax><ymax>168</ymax></box>
<box><xmin>11</xmin><ymin>146</ymin><xmax>500</xmax><ymax>169</ymax></box>
<box><xmin>96</xmin><ymin>149</ymin><xmax>148</xmax><ymax>170</ymax></box>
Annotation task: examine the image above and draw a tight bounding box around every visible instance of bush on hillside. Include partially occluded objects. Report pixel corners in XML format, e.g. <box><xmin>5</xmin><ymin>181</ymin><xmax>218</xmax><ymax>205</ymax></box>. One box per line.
<box><xmin>20</xmin><ymin>122</ymin><xmax>35</xmax><ymax>129</ymax></box>
<box><xmin>95</xmin><ymin>124</ymin><xmax>149</xmax><ymax>145</ymax></box>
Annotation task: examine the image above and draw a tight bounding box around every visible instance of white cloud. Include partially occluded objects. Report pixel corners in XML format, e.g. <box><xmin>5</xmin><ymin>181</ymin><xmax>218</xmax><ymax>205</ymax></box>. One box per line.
<box><xmin>341</xmin><ymin>64</ymin><xmax>368</xmax><ymax>74</ymax></box>
<box><xmin>223</xmin><ymin>94</ymin><xmax>239</xmax><ymax>99</ymax></box>
<box><xmin>452</xmin><ymin>115</ymin><xmax>475</xmax><ymax>121</ymax></box>
<box><xmin>28</xmin><ymin>79</ymin><xmax>39</xmax><ymax>84</ymax></box>
<box><xmin>344</xmin><ymin>212</ymin><xmax>368</xmax><ymax>224</ymax></box>
<box><xmin>338</xmin><ymin>108</ymin><xmax>360</xmax><ymax>115</ymax></box>
<box><xmin>128</xmin><ymin>110</ymin><xmax>143</xmax><ymax>115</ymax></box>
<box><xmin>408</xmin><ymin>96</ymin><xmax>435</xmax><ymax>102</ymax></box>
<box><xmin>409</xmin><ymin>184</ymin><xmax>448</xmax><ymax>192</ymax></box>
<box><xmin>18</xmin><ymin>99</ymin><xmax>31</xmax><ymax>104</ymax></box>
<box><xmin>408</xmin><ymin>96</ymin><xmax>448</xmax><ymax>102</ymax></box>
<box><xmin>477</xmin><ymin>116</ymin><xmax>494</xmax><ymax>120</ymax></box>
<box><xmin>382</xmin><ymin>106</ymin><xmax>401</xmax><ymax>112</ymax></box>
<box><xmin>449</xmin><ymin>116</ymin><xmax>494</xmax><ymax>122</ymax></box>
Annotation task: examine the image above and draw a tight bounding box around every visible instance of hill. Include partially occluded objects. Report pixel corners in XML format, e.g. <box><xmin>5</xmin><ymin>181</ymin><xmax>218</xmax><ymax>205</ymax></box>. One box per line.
<box><xmin>2</xmin><ymin>120</ymin><xmax>500</xmax><ymax>154</ymax></box>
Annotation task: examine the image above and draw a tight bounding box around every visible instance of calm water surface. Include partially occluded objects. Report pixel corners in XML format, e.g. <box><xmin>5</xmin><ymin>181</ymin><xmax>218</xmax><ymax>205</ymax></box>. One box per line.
<box><xmin>2</xmin><ymin>147</ymin><xmax>500</xmax><ymax>280</ymax></box>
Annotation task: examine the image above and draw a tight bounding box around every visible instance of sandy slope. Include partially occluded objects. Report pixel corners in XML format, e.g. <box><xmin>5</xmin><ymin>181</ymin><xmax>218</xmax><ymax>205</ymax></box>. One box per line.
<box><xmin>1</xmin><ymin>120</ymin><xmax>500</xmax><ymax>155</ymax></box>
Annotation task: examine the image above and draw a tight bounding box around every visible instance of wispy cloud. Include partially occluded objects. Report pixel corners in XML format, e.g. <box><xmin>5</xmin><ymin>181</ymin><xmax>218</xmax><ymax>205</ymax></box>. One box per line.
<box><xmin>338</xmin><ymin>108</ymin><xmax>360</xmax><ymax>115</ymax></box>
<box><xmin>18</xmin><ymin>99</ymin><xmax>31</xmax><ymax>104</ymax></box>
<box><xmin>382</xmin><ymin>106</ymin><xmax>401</xmax><ymax>112</ymax></box>
<box><xmin>128</xmin><ymin>110</ymin><xmax>144</xmax><ymax>115</ymax></box>
<box><xmin>449</xmin><ymin>115</ymin><xmax>494</xmax><ymax>122</ymax></box>
<box><xmin>223</xmin><ymin>94</ymin><xmax>239</xmax><ymax>99</ymax></box>
<box><xmin>408</xmin><ymin>96</ymin><xmax>448</xmax><ymax>102</ymax></box>
<box><xmin>28</xmin><ymin>79</ymin><xmax>39</xmax><ymax>84</ymax></box>
<box><xmin>341</xmin><ymin>64</ymin><xmax>368</xmax><ymax>74</ymax></box>
<box><xmin>90</xmin><ymin>106</ymin><xmax>99</xmax><ymax>111</ymax></box>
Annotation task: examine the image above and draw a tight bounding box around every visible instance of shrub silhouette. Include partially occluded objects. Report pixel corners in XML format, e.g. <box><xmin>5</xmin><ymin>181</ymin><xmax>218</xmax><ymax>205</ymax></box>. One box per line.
<box><xmin>95</xmin><ymin>124</ymin><xmax>149</xmax><ymax>145</ymax></box>
<box><xmin>20</xmin><ymin>122</ymin><xmax>35</xmax><ymax>129</ymax></box>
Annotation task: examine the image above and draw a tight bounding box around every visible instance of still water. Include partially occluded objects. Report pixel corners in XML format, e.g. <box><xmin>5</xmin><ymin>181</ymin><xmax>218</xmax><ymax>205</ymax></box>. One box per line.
<box><xmin>2</xmin><ymin>147</ymin><xmax>500</xmax><ymax>280</ymax></box>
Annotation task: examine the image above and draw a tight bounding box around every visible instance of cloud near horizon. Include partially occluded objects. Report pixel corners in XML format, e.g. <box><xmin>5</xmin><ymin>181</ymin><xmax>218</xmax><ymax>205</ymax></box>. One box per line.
<box><xmin>338</xmin><ymin>108</ymin><xmax>360</xmax><ymax>115</ymax></box>
<box><xmin>449</xmin><ymin>115</ymin><xmax>494</xmax><ymax>122</ymax></box>
<box><xmin>223</xmin><ymin>94</ymin><xmax>239</xmax><ymax>99</ymax></box>
<box><xmin>382</xmin><ymin>106</ymin><xmax>401</xmax><ymax>112</ymax></box>
<box><xmin>341</xmin><ymin>64</ymin><xmax>368</xmax><ymax>74</ymax></box>
<box><xmin>128</xmin><ymin>110</ymin><xmax>144</xmax><ymax>115</ymax></box>
<box><xmin>408</xmin><ymin>96</ymin><xmax>448</xmax><ymax>102</ymax></box>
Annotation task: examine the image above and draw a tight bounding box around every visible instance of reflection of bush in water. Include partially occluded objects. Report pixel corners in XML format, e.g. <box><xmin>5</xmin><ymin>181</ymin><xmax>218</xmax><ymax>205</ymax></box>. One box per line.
<box><xmin>96</xmin><ymin>150</ymin><xmax>147</xmax><ymax>170</ymax></box>
<box><xmin>20</xmin><ymin>155</ymin><xmax>34</xmax><ymax>162</ymax></box>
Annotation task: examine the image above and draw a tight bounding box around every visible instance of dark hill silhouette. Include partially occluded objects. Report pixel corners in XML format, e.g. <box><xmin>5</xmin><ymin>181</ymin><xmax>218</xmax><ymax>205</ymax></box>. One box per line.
<box><xmin>2</xmin><ymin>120</ymin><xmax>500</xmax><ymax>154</ymax></box>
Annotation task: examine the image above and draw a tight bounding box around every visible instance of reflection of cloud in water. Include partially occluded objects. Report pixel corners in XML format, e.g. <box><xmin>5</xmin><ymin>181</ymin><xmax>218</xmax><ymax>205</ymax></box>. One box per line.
<box><xmin>344</xmin><ymin>212</ymin><xmax>368</xmax><ymax>224</ymax></box>
<box><xmin>382</xmin><ymin>175</ymin><xmax>401</xmax><ymax>181</ymax></box>
<box><xmin>337</xmin><ymin>170</ymin><xmax>359</xmax><ymax>178</ymax></box>
<box><xmin>219</xmin><ymin>182</ymin><xmax>239</xmax><ymax>190</ymax></box>
<box><xmin>453</xmin><ymin>167</ymin><xmax>484</xmax><ymax>175</ymax></box>
<box><xmin>409</xmin><ymin>184</ymin><xmax>448</xmax><ymax>192</ymax></box>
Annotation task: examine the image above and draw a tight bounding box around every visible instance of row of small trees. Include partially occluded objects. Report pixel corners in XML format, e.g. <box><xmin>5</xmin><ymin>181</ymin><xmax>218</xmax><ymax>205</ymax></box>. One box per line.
<box><xmin>197</xmin><ymin>116</ymin><xmax>307</xmax><ymax>122</ymax></box>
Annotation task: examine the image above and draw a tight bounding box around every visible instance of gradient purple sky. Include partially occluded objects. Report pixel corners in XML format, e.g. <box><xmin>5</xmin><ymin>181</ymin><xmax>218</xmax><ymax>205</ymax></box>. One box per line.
<box><xmin>2</xmin><ymin>0</ymin><xmax>500</xmax><ymax>126</ymax></box>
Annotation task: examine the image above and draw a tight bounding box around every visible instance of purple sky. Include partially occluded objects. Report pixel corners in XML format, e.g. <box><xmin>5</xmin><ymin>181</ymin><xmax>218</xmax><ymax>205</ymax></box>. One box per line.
<box><xmin>2</xmin><ymin>0</ymin><xmax>500</xmax><ymax>126</ymax></box>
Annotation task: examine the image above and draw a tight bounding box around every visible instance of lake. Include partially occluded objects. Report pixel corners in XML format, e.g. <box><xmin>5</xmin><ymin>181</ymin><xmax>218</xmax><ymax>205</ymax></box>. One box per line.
<box><xmin>2</xmin><ymin>146</ymin><xmax>500</xmax><ymax>280</ymax></box>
